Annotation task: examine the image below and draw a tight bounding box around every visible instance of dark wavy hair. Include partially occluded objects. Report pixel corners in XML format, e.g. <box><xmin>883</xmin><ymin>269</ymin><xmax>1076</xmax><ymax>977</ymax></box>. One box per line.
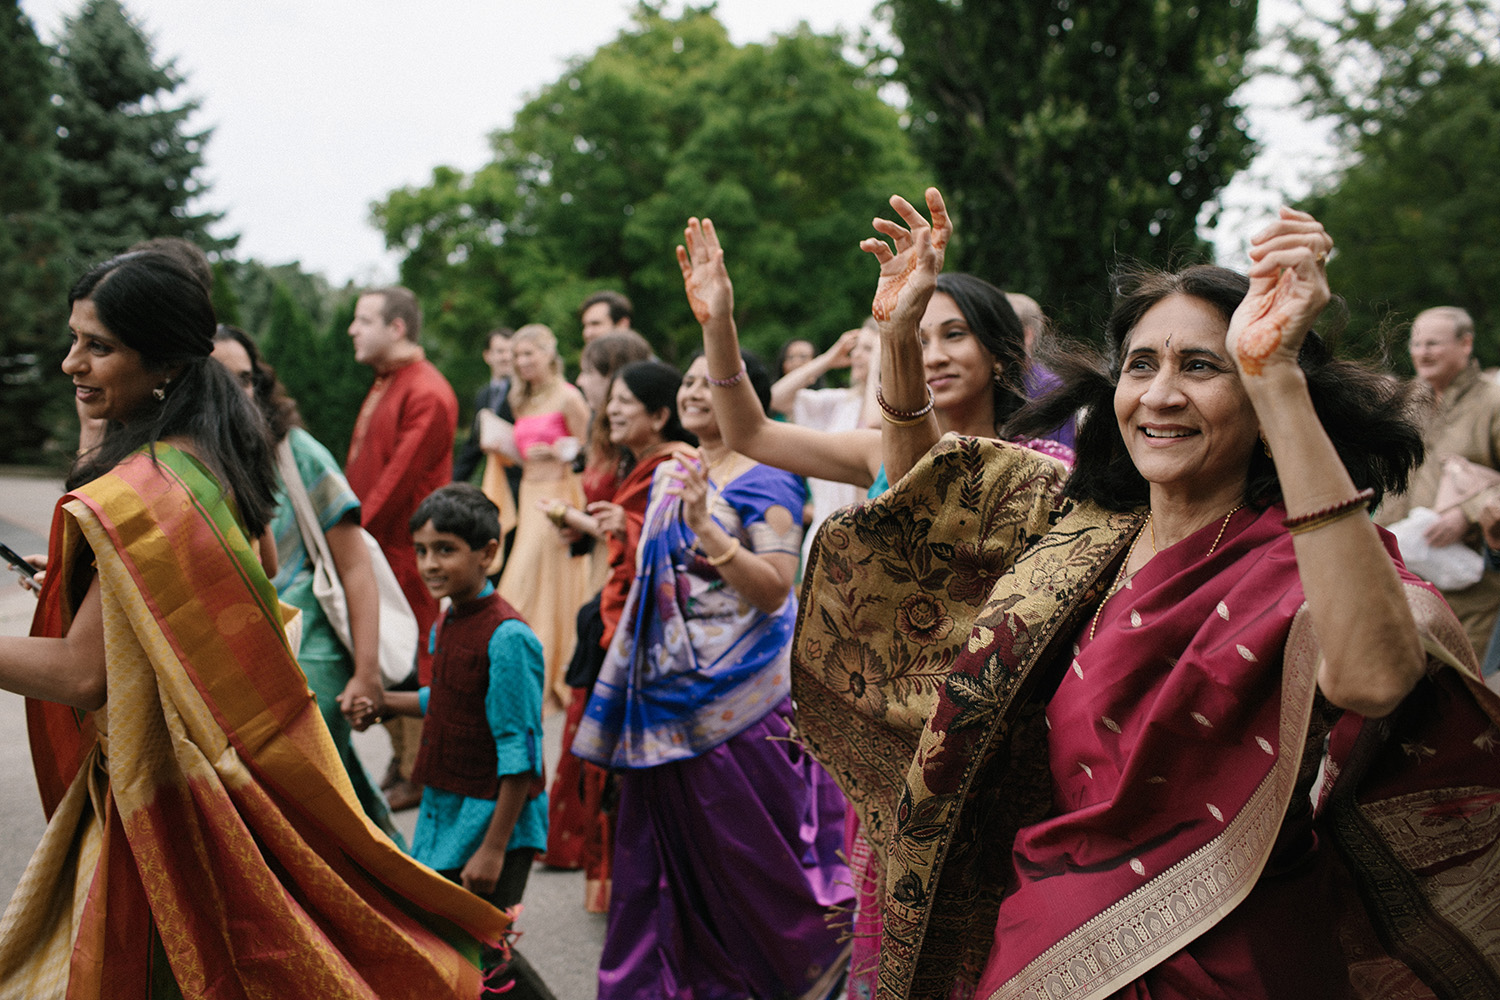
<box><xmin>212</xmin><ymin>324</ymin><xmax>303</xmax><ymax>442</ymax></box>
<box><xmin>582</xmin><ymin>329</ymin><xmax>655</xmax><ymax>471</ymax></box>
<box><xmin>933</xmin><ymin>273</ymin><xmax>1030</xmax><ymax>435</ymax></box>
<box><xmin>409</xmin><ymin>483</ymin><xmax>500</xmax><ymax>550</ymax></box>
<box><xmin>612</xmin><ymin>360</ymin><xmax>696</xmax><ymax>476</ymax></box>
<box><xmin>64</xmin><ymin>252</ymin><xmax>278</xmax><ymax>537</ymax></box>
<box><xmin>1010</xmin><ymin>263</ymin><xmax>1427</xmax><ymax>511</ymax></box>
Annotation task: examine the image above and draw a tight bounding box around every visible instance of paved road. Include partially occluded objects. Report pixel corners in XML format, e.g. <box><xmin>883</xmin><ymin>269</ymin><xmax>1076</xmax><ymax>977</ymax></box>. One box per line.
<box><xmin>0</xmin><ymin>468</ymin><xmax>604</xmax><ymax>998</ymax></box>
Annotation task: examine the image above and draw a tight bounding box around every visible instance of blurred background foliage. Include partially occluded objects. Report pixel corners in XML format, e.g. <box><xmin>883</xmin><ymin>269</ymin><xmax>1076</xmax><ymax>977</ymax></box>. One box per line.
<box><xmin>6</xmin><ymin>0</ymin><xmax>1500</xmax><ymax>464</ymax></box>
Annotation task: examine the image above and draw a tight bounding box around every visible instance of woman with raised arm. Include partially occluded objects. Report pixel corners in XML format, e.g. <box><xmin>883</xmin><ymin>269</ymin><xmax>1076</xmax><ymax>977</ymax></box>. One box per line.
<box><xmin>542</xmin><ymin>360</ymin><xmax>695</xmax><ymax>911</ymax></box>
<box><xmin>675</xmin><ymin>190</ymin><xmax>1074</xmax><ymax>500</ymax></box>
<box><xmin>0</xmin><ymin>251</ymin><xmax>507</xmax><ymax>996</ymax></box>
<box><xmin>793</xmin><ymin>207</ymin><xmax>1500</xmax><ymax>999</ymax></box>
<box><xmin>677</xmin><ymin>190</ymin><xmax>1072</xmax><ymax>506</ymax></box>
<box><xmin>572</xmin><ymin>354</ymin><xmax>852</xmax><ymax>1000</ymax></box>
<box><xmin>496</xmin><ymin>323</ymin><xmax>594</xmax><ymax>713</ymax></box>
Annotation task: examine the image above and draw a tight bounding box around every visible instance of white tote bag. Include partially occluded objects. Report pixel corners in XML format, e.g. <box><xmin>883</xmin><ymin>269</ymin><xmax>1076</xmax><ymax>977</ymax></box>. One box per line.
<box><xmin>276</xmin><ymin>440</ymin><xmax>419</xmax><ymax>687</ymax></box>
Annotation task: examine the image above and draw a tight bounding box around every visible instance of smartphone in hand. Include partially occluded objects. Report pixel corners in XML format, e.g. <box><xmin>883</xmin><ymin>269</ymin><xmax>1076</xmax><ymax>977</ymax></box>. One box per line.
<box><xmin>1</xmin><ymin>542</ymin><xmax>39</xmax><ymax>579</ymax></box>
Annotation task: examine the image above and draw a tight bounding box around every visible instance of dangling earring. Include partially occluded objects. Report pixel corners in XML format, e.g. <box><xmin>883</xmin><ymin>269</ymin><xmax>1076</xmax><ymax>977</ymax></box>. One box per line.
<box><xmin>1260</xmin><ymin>432</ymin><xmax>1271</xmax><ymax>458</ymax></box>
<box><xmin>992</xmin><ymin>362</ymin><xmax>1005</xmax><ymax>386</ymax></box>
<box><xmin>153</xmin><ymin>384</ymin><xmax>168</xmax><ymax>402</ymax></box>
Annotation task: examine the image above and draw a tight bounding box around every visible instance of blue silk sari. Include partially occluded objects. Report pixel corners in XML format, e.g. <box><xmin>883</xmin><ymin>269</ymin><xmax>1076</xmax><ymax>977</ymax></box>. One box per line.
<box><xmin>572</xmin><ymin>461</ymin><xmax>802</xmax><ymax>769</ymax></box>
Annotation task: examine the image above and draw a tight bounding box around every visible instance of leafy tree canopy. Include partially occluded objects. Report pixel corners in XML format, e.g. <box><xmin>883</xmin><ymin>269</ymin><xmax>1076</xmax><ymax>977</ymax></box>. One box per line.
<box><xmin>1286</xmin><ymin>0</ymin><xmax>1500</xmax><ymax>361</ymax></box>
<box><xmin>374</xmin><ymin>2</ymin><xmax>925</xmax><ymax>399</ymax></box>
<box><xmin>876</xmin><ymin>0</ymin><xmax>1259</xmax><ymax>340</ymax></box>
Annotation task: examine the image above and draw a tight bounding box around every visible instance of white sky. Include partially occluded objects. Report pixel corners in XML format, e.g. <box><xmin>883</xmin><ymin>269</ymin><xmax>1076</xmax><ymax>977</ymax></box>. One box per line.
<box><xmin>19</xmin><ymin>0</ymin><xmax>1334</xmax><ymax>285</ymax></box>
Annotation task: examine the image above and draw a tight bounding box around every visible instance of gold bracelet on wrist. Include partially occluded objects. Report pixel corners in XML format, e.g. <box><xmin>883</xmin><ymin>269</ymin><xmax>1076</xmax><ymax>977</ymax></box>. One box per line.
<box><xmin>706</xmin><ymin>537</ymin><xmax>741</xmax><ymax>566</ymax></box>
<box><xmin>547</xmin><ymin>502</ymin><xmax>569</xmax><ymax>528</ymax></box>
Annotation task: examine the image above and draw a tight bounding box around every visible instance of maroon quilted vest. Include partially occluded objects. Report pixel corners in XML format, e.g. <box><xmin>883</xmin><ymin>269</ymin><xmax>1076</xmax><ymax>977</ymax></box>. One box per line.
<box><xmin>412</xmin><ymin>591</ymin><xmax>542</xmax><ymax>800</ymax></box>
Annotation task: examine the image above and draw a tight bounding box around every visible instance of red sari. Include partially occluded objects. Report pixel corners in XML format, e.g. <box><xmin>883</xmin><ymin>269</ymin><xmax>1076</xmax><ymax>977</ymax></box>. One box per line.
<box><xmin>792</xmin><ymin>436</ymin><xmax>1500</xmax><ymax>1000</ymax></box>
<box><xmin>977</xmin><ymin>504</ymin><xmax>1448</xmax><ymax>998</ymax></box>
<box><xmin>543</xmin><ymin>443</ymin><xmax>690</xmax><ymax>910</ymax></box>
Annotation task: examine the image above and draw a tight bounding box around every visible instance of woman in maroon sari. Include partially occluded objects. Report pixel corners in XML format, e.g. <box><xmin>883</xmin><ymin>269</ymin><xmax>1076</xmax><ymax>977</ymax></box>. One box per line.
<box><xmin>793</xmin><ymin>197</ymin><xmax>1500</xmax><ymax>999</ymax></box>
<box><xmin>541</xmin><ymin>360</ymin><xmax>694</xmax><ymax>912</ymax></box>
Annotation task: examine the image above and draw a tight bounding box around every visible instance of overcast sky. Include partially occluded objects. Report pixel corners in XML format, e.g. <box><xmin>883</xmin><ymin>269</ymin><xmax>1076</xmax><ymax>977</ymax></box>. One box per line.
<box><xmin>19</xmin><ymin>0</ymin><xmax>1333</xmax><ymax>285</ymax></box>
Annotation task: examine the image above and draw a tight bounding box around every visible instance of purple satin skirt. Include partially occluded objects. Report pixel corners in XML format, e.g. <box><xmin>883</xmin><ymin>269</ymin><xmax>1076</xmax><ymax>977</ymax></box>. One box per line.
<box><xmin>597</xmin><ymin>699</ymin><xmax>852</xmax><ymax>999</ymax></box>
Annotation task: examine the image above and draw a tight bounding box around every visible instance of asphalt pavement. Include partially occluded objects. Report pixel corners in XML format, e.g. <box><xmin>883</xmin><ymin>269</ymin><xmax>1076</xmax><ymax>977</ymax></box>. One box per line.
<box><xmin>0</xmin><ymin>467</ymin><xmax>604</xmax><ymax>999</ymax></box>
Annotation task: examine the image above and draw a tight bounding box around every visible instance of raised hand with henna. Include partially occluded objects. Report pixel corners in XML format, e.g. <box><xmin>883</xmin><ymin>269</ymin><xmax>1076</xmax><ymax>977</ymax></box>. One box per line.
<box><xmin>677</xmin><ymin>218</ymin><xmax>734</xmax><ymax>328</ymax></box>
<box><xmin>1227</xmin><ymin>206</ymin><xmax>1335</xmax><ymax>377</ymax></box>
<box><xmin>860</xmin><ymin>187</ymin><xmax>951</xmax><ymax>324</ymax></box>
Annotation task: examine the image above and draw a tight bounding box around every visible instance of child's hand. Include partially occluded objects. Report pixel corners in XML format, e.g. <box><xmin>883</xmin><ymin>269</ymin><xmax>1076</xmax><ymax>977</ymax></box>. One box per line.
<box><xmin>343</xmin><ymin>695</ymin><xmax>381</xmax><ymax>732</ymax></box>
<box><xmin>461</xmin><ymin>844</ymin><xmax>507</xmax><ymax>896</ymax></box>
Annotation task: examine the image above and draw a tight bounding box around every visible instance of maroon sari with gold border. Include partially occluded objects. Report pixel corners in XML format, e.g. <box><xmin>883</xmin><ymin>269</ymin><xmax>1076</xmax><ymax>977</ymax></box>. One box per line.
<box><xmin>793</xmin><ymin>435</ymin><xmax>1500</xmax><ymax>1000</ymax></box>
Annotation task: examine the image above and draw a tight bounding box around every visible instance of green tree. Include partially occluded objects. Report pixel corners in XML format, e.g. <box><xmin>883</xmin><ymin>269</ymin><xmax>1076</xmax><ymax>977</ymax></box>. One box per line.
<box><xmin>375</xmin><ymin>3</ymin><xmax>924</xmax><ymax>398</ymax></box>
<box><xmin>0</xmin><ymin>0</ymin><xmax>72</xmax><ymax>463</ymax></box>
<box><xmin>262</xmin><ymin>289</ymin><xmax>369</xmax><ymax>458</ymax></box>
<box><xmin>1285</xmin><ymin>0</ymin><xmax>1500</xmax><ymax>361</ymax></box>
<box><xmin>53</xmin><ymin>0</ymin><xmax>231</xmax><ymax>264</ymax></box>
<box><xmin>877</xmin><ymin>0</ymin><xmax>1259</xmax><ymax>339</ymax></box>
<box><xmin>217</xmin><ymin>257</ymin><xmax>341</xmax><ymax>343</ymax></box>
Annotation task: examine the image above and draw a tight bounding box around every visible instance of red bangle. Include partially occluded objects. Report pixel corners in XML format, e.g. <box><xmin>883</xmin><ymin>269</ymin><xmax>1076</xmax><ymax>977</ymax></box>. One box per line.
<box><xmin>876</xmin><ymin>385</ymin><xmax>935</xmax><ymax>425</ymax></box>
<box><xmin>707</xmin><ymin>366</ymin><xmax>747</xmax><ymax>388</ymax></box>
<box><xmin>1283</xmin><ymin>488</ymin><xmax>1375</xmax><ymax>534</ymax></box>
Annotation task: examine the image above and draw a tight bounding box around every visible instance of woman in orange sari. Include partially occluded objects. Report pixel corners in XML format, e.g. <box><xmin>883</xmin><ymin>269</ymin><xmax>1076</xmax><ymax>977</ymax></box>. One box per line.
<box><xmin>0</xmin><ymin>251</ymin><xmax>507</xmax><ymax>999</ymax></box>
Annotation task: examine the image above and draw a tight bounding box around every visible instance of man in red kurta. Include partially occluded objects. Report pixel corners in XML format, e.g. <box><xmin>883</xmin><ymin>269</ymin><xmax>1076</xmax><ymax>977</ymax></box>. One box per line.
<box><xmin>345</xmin><ymin>285</ymin><xmax>458</xmax><ymax>811</ymax></box>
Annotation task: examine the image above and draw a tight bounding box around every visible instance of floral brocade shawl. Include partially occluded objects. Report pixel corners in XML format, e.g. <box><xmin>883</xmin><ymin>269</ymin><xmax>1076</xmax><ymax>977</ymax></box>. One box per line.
<box><xmin>574</xmin><ymin>461</ymin><xmax>802</xmax><ymax>769</ymax></box>
<box><xmin>793</xmin><ymin>434</ymin><xmax>1500</xmax><ymax>1000</ymax></box>
<box><xmin>1</xmin><ymin>446</ymin><xmax>507</xmax><ymax>1000</ymax></box>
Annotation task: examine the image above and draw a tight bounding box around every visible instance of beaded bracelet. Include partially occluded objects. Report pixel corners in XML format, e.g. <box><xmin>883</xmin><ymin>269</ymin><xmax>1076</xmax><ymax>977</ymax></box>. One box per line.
<box><xmin>706</xmin><ymin>537</ymin><xmax>741</xmax><ymax>566</ymax></box>
<box><xmin>1283</xmin><ymin>488</ymin><xmax>1375</xmax><ymax>536</ymax></box>
<box><xmin>876</xmin><ymin>385</ymin><xmax>935</xmax><ymax>427</ymax></box>
<box><xmin>707</xmin><ymin>365</ymin><xmax>747</xmax><ymax>388</ymax></box>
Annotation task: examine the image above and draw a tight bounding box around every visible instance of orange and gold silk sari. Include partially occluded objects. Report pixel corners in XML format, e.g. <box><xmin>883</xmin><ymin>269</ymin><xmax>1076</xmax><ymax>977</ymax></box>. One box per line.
<box><xmin>0</xmin><ymin>445</ymin><xmax>507</xmax><ymax>999</ymax></box>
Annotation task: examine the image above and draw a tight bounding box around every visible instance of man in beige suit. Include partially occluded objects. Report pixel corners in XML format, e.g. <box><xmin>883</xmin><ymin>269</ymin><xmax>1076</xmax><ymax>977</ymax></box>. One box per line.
<box><xmin>1377</xmin><ymin>306</ymin><xmax>1500</xmax><ymax>660</ymax></box>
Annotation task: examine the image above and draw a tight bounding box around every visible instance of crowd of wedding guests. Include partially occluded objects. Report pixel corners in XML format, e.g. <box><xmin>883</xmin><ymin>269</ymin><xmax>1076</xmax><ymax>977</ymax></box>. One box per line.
<box><xmin>3</xmin><ymin>190</ymin><xmax>1499</xmax><ymax>1000</ymax></box>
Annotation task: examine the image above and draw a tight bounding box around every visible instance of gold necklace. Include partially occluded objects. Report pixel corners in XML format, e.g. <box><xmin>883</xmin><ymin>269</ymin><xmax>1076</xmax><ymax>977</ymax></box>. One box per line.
<box><xmin>1089</xmin><ymin>521</ymin><xmax>1145</xmax><ymax>642</ymax></box>
<box><xmin>1089</xmin><ymin>503</ymin><xmax>1243</xmax><ymax>643</ymax></box>
<box><xmin>702</xmin><ymin>447</ymin><xmax>741</xmax><ymax>480</ymax></box>
<box><xmin>1206</xmin><ymin>503</ymin><xmax>1244</xmax><ymax>555</ymax></box>
<box><xmin>1149</xmin><ymin>503</ymin><xmax>1245</xmax><ymax>556</ymax></box>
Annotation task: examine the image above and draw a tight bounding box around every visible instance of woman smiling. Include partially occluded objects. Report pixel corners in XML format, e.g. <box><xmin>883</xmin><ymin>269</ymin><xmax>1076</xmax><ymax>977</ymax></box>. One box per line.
<box><xmin>794</xmin><ymin>205</ymin><xmax>1500</xmax><ymax>999</ymax></box>
<box><xmin>0</xmin><ymin>251</ymin><xmax>507</xmax><ymax>996</ymax></box>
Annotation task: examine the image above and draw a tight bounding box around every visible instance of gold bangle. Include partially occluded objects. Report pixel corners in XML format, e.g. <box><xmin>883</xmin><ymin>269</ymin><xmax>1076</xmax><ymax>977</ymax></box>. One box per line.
<box><xmin>706</xmin><ymin>537</ymin><xmax>741</xmax><ymax>566</ymax></box>
<box><xmin>547</xmin><ymin>502</ymin><xmax>569</xmax><ymax>528</ymax></box>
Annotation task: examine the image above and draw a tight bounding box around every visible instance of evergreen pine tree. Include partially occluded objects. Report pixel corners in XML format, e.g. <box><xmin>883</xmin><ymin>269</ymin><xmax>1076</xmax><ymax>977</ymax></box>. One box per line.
<box><xmin>54</xmin><ymin>0</ymin><xmax>233</xmax><ymax>264</ymax></box>
<box><xmin>0</xmin><ymin>0</ymin><xmax>73</xmax><ymax>462</ymax></box>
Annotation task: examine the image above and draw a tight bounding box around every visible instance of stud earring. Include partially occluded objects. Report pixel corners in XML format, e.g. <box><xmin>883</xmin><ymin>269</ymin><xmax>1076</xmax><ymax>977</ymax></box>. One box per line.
<box><xmin>153</xmin><ymin>385</ymin><xmax>167</xmax><ymax>402</ymax></box>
